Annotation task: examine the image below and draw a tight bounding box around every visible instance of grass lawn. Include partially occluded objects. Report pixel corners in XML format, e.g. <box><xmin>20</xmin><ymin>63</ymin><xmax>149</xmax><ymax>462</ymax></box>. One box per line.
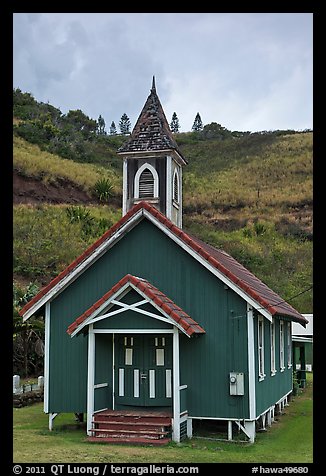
<box><xmin>13</xmin><ymin>374</ymin><xmax>313</xmax><ymax>464</ymax></box>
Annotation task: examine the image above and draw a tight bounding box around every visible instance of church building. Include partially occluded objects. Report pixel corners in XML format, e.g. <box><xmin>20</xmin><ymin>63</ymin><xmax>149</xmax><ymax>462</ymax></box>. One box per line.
<box><xmin>20</xmin><ymin>78</ymin><xmax>307</xmax><ymax>444</ymax></box>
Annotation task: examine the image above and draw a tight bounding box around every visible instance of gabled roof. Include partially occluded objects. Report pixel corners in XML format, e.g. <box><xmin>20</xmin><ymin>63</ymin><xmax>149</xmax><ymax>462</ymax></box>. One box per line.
<box><xmin>117</xmin><ymin>77</ymin><xmax>187</xmax><ymax>164</ymax></box>
<box><xmin>19</xmin><ymin>201</ymin><xmax>308</xmax><ymax>326</ymax></box>
<box><xmin>67</xmin><ymin>274</ymin><xmax>205</xmax><ymax>337</ymax></box>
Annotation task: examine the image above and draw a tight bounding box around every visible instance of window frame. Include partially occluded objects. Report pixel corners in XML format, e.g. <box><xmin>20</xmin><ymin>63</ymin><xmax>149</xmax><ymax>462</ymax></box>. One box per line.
<box><xmin>287</xmin><ymin>321</ymin><xmax>292</xmax><ymax>369</ymax></box>
<box><xmin>270</xmin><ymin>319</ymin><xmax>276</xmax><ymax>376</ymax></box>
<box><xmin>134</xmin><ymin>163</ymin><xmax>159</xmax><ymax>199</ymax></box>
<box><xmin>258</xmin><ymin>315</ymin><xmax>265</xmax><ymax>380</ymax></box>
<box><xmin>280</xmin><ymin>320</ymin><xmax>285</xmax><ymax>371</ymax></box>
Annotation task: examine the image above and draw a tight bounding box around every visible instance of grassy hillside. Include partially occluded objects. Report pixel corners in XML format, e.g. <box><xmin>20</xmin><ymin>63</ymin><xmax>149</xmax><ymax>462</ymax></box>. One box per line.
<box><xmin>13</xmin><ymin>124</ymin><xmax>313</xmax><ymax>312</ymax></box>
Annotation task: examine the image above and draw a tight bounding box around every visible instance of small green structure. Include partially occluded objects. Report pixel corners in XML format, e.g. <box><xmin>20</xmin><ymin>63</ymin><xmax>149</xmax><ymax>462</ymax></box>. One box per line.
<box><xmin>292</xmin><ymin>314</ymin><xmax>313</xmax><ymax>387</ymax></box>
<box><xmin>20</xmin><ymin>78</ymin><xmax>308</xmax><ymax>443</ymax></box>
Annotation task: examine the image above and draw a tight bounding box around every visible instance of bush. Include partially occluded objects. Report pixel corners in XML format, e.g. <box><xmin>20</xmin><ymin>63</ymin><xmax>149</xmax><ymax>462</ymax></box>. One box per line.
<box><xmin>93</xmin><ymin>178</ymin><xmax>114</xmax><ymax>202</ymax></box>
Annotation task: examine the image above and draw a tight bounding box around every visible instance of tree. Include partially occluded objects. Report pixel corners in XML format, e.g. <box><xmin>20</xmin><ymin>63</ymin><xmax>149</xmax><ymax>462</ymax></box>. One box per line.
<box><xmin>97</xmin><ymin>115</ymin><xmax>106</xmax><ymax>135</ymax></box>
<box><xmin>64</xmin><ymin>109</ymin><xmax>97</xmax><ymax>138</ymax></box>
<box><xmin>109</xmin><ymin>121</ymin><xmax>117</xmax><ymax>135</ymax></box>
<box><xmin>170</xmin><ymin>112</ymin><xmax>180</xmax><ymax>133</ymax></box>
<box><xmin>119</xmin><ymin>113</ymin><xmax>131</xmax><ymax>135</ymax></box>
<box><xmin>192</xmin><ymin>112</ymin><xmax>203</xmax><ymax>132</ymax></box>
<box><xmin>13</xmin><ymin>282</ymin><xmax>44</xmax><ymax>378</ymax></box>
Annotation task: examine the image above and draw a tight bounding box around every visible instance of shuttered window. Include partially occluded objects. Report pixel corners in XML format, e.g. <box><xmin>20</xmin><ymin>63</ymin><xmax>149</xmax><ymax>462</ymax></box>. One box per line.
<box><xmin>173</xmin><ymin>170</ymin><xmax>179</xmax><ymax>203</ymax></box>
<box><xmin>139</xmin><ymin>168</ymin><xmax>155</xmax><ymax>198</ymax></box>
<box><xmin>258</xmin><ymin>316</ymin><xmax>265</xmax><ymax>380</ymax></box>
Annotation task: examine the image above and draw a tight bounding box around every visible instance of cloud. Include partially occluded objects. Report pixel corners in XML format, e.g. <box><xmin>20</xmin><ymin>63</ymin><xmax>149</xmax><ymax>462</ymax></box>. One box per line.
<box><xmin>13</xmin><ymin>13</ymin><xmax>313</xmax><ymax>132</ymax></box>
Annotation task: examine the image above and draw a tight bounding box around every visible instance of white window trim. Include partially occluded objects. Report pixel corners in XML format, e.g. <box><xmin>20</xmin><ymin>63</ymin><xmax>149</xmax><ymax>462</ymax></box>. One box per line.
<box><xmin>287</xmin><ymin>321</ymin><xmax>292</xmax><ymax>369</ymax></box>
<box><xmin>280</xmin><ymin>320</ymin><xmax>285</xmax><ymax>371</ymax></box>
<box><xmin>258</xmin><ymin>315</ymin><xmax>265</xmax><ymax>381</ymax></box>
<box><xmin>172</xmin><ymin>168</ymin><xmax>180</xmax><ymax>206</ymax></box>
<box><xmin>134</xmin><ymin>163</ymin><xmax>159</xmax><ymax>199</ymax></box>
<box><xmin>270</xmin><ymin>319</ymin><xmax>277</xmax><ymax>376</ymax></box>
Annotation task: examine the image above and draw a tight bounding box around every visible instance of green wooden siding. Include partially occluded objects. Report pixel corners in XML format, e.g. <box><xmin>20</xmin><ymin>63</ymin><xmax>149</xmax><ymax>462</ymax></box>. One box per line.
<box><xmin>254</xmin><ymin>313</ymin><xmax>292</xmax><ymax>416</ymax></box>
<box><xmin>94</xmin><ymin>334</ymin><xmax>113</xmax><ymax>411</ymax></box>
<box><xmin>47</xmin><ymin>217</ymin><xmax>286</xmax><ymax>419</ymax></box>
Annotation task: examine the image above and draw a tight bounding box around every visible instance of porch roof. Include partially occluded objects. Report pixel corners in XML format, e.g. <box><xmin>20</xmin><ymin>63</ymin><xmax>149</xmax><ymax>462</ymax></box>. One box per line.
<box><xmin>67</xmin><ymin>274</ymin><xmax>206</xmax><ymax>337</ymax></box>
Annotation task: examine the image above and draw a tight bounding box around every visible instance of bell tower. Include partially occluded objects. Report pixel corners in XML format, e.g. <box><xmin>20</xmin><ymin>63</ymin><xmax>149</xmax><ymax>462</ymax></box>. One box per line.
<box><xmin>117</xmin><ymin>77</ymin><xmax>187</xmax><ymax>228</ymax></box>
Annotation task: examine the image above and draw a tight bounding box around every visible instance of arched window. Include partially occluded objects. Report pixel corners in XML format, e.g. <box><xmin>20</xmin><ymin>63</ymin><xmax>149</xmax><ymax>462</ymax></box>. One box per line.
<box><xmin>139</xmin><ymin>169</ymin><xmax>154</xmax><ymax>198</ymax></box>
<box><xmin>173</xmin><ymin>169</ymin><xmax>179</xmax><ymax>204</ymax></box>
<box><xmin>134</xmin><ymin>163</ymin><xmax>159</xmax><ymax>199</ymax></box>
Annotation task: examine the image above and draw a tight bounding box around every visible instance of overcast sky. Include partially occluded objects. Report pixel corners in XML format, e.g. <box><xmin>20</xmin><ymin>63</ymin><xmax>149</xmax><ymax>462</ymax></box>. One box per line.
<box><xmin>13</xmin><ymin>13</ymin><xmax>313</xmax><ymax>133</ymax></box>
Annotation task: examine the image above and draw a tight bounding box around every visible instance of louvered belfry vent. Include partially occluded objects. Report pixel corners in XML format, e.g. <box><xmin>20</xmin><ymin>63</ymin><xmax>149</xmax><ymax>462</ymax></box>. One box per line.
<box><xmin>139</xmin><ymin>169</ymin><xmax>155</xmax><ymax>198</ymax></box>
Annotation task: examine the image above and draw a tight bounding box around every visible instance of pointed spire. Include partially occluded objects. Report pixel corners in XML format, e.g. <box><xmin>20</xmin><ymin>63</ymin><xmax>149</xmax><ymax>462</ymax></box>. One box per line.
<box><xmin>151</xmin><ymin>75</ymin><xmax>156</xmax><ymax>93</ymax></box>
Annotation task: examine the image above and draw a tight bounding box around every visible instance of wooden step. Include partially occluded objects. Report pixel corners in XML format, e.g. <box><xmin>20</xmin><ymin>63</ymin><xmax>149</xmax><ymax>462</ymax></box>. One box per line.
<box><xmin>90</xmin><ymin>409</ymin><xmax>172</xmax><ymax>445</ymax></box>
<box><xmin>88</xmin><ymin>436</ymin><xmax>171</xmax><ymax>446</ymax></box>
<box><xmin>91</xmin><ymin>428</ymin><xmax>169</xmax><ymax>437</ymax></box>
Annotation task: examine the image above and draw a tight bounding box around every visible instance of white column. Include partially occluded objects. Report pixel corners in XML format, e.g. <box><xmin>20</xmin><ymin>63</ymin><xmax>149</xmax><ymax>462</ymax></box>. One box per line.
<box><xmin>247</xmin><ymin>304</ymin><xmax>256</xmax><ymax>420</ymax></box>
<box><xmin>87</xmin><ymin>325</ymin><xmax>95</xmax><ymax>436</ymax></box>
<box><xmin>172</xmin><ymin>327</ymin><xmax>180</xmax><ymax>442</ymax></box>
<box><xmin>166</xmin><ymin>156</ymin><xmax>172</xmax><ymax>220</ymax></box>
<box><xmin>179</xmin><ymin>166</ymin><xmax>183</xmax><ymax>229</ymax></box>
<box><xmin>228</xmin><ymin>420</ymin><xmax>233</xmax><ymax>441</ymax></box>
<box><xmin>122</xmin><ymin>159</ymin><xmax>128</xmax><ymax>216</ymax></box>
<box><xmin>44</xmin><ymin>302</ymin><xmax>51</xmax><ymax>414</ymax></box>
<box><xmin>112</xmin><ymin>333</ymin><xmax>115</xmax><ymax>410</ymax></box>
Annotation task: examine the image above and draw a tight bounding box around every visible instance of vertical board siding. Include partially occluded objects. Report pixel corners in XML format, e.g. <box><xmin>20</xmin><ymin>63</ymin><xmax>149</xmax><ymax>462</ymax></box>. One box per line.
<box><xmin>254</xmin><ymin>313</ymin><xmax>292</xmax><ymax>416</ymax></box>
<box><xmin>49</xmin><ymin>219</ymin><xmax>250</xmax><ymax>417</ymax></box>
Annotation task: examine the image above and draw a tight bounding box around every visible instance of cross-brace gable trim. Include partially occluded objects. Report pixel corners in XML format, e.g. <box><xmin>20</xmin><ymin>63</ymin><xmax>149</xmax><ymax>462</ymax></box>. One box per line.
<box><xmin>67</xmin><ymin>274</ymin><xmax>205</xmax><ymax>338</ymax></box>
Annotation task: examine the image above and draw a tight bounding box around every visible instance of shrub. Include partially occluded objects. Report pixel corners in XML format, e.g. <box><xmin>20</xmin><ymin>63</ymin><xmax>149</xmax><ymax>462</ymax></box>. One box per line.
<box><xmin>93</xmin><ymin>178</ymin><xmax>114</xmax><ymax>202</ymax></box>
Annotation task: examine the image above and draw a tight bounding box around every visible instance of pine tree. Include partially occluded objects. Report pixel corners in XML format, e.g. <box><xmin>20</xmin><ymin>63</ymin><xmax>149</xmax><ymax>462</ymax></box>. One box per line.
<box><xmin>109</xmin><ymin>121</ymin><xmax>117</xmax><ymax>135</ymax></box>
<box><xmin>97</xmin><ymin>115</ymin><xmax>106</xmax><ymax>135</ymax></box>
<box><xmin>192</xmin><ymin>112</ymin><xmax>203</xmax><ymax>132</ymax></box>
<box><xmin>119</xmin><ymin>113</ymin><xmax>131</xmax><ymax>134</ymax></box>
<box><xmin>170</xmin><ymin>112</ymin><xmax>180</xmax><ymax>133</ymax></box>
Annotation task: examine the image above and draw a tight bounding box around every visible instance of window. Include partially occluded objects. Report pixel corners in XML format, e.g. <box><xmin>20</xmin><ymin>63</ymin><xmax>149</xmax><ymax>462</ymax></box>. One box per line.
<box><xmin>280</xmin><ymin>320</ymin><xmax>285</xmax><ymax>371</ymax></box>
<box><xmin>258</xmin><ymin>316</ymin><xmax>265</xmax><ymax>380</ymax></box>
<box><xmin>139</xmin><ymin>169</ymin><xmax>154</xmax><ymax>198</ymax></box>
<box><xmin>287</xmin><ymin>322</ymin><xmax>292</xmax><ymax>368</ymax></box>
<box><xmin>270</xmin><ymin>319</ymin><xmax>276</xmax><ymax>375</ymax></box>
<box><xmin>173</xmin><ymin>169</ymin><xmax>179</xmax><ymax>204</ymax></box>
<box><xmin>134</xmin><ymin>163</ymin><xmax>159</xmax><ymax>199</ymax></box>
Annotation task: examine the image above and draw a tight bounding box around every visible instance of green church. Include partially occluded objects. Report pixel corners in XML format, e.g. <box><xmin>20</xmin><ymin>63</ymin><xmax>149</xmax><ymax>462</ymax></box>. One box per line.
<box><xmin>20</xmin><ymin>78</ymin><xmax>307</xmax><ymax>444</ymax></box>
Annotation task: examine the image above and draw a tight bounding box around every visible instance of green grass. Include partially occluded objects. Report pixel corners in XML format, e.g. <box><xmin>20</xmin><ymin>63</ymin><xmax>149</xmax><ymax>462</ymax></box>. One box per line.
<box><xmin>13</xmin><ymin>135</ymin><xmax>121</xmax><ymax>195</ymax></box>
<box><xmin>13</xmin><ymin>375</ymin><xmax>313</xmax><ymax>463</ymax></box>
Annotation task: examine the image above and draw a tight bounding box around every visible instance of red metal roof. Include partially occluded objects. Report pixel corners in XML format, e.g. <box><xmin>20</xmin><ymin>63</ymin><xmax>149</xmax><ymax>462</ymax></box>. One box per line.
<box><xmin>20</xmin><ymin>200</ymin><xmax>307</xmax><ymax>325</ymax></box>
<box><xmin>67</xmin><ymin>274</ymin><xmax>205</xmax><ymax>337</ymax></box>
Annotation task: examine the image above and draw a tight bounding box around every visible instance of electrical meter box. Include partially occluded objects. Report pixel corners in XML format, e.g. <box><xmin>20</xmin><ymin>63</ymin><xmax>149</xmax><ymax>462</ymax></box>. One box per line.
<box><xmin>229</xmin><ymin>372</ymin><xmax>244</xmax><ymax>395</ymax></box>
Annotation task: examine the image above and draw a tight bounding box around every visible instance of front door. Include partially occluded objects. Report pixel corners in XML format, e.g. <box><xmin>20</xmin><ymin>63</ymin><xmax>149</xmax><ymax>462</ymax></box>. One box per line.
<box><xmin>115</xmin><ymin>335</ymin><xmax>172</xmax><ymax>407</ymax></box>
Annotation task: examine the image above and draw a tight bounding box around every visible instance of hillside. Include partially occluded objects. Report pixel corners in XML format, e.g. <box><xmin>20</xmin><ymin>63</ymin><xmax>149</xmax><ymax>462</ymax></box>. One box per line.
<box><xmin>12</xmin><ymin>91</ymin><xmax>313</xmax><ymax>312</ymax></box>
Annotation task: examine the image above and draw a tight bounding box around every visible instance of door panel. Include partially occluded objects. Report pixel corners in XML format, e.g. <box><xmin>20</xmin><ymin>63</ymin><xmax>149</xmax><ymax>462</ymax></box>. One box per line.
<box><xmin>115</xmin><ymin>335</ymin><xmax>172</xmax><ymax>407</ymax></box>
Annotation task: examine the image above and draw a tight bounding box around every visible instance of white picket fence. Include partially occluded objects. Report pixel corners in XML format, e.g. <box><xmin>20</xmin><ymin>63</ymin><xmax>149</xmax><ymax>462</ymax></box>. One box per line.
<box><xmin>13</xmin><ymin>375</ymin><xmax>44</xmax><ymax>394</ymax></box>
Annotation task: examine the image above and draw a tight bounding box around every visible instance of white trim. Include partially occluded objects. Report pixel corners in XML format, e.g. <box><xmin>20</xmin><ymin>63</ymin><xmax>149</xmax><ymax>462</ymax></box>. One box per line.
<box><xmin>21</xmin><ymin>211</ymin><xmax>144</xmax><ymax>321</ymax></box>
<box><xmin>71</xmin><ymin>281</ymin><xmax>188</xmax><ymax>338</ymax></box>
<box><xmin>172</xmin><ymin>328</ymin><xmax>180</xmax><ymax>442</ymax></box>
<box><xmin>112</xmin><ymin>334</ymin><xmax>115</xmax><ymax>410</ymax></box>
<box><xmin>118</xmin><ymin>368</ymin><xmax>125</xmax><ymax>396</ymax></box>
<box><xmin>134</xmin><ymin>163</ymin><xmax>159</xmax><ymax>199</ymax></box>
<box><xmin>94</xmin><ymin>382</ymin><xmax>108</xmax><ymax>389</ymax></box>
<box><xmin>134</xmin><ymin>369</ymin><xmax>140</xmax><ymax>398</ymax></box>
<box><xmin>44</xmin><ymin>302</ymin><xmax>50</xmax><ymax>414</ymax></box>
<box><xmin>118</xmin><ymin>149</ymin><xmax>187</xmax><ymax>166</ymax></box>
<box><xmin>122</xmin><ymin>158</ymin><xmax>128</xmax><ymax>216</ymax></box>
<box><xmin>93</xmin><ymin>328</ymin><xmax>174</xmax><ymax>334</ymax></box>
<box><xmin>179</xmin><ymin>166</ymin><xmax>183</xmax><ymax>228</ymax></box>
<box><xmin>258</xmin><ymin>315</ymin><xmax>265</xmax><ymax>380</ymax></box>
<box><xmin>149</xmin><ymin>369</ymin><xmax>155</xmax><ymax>398</ymax></box>
<box><xmin>166</xmin><ymin>155</ymin><xmax>172</xmax><ymax>220</ymax></box>
<box><xmin>143</xmin><ymin>210</ymin><xmax>273</xmax><ymax>321</ymax></box>
<box><xmin>23</xmin><ymin>206</ymin><xmax>274</xmax><ymax>323</ymax></box>
<box><xmin>270</xmin><ymin>318</ymin><xmax>276</xmax><ymax>376</ymax></box>
<box><xmin>166</xmin><ymin>369</ymin><xmax>172</xmax><ymax>398</ymax></box>
<box><xmin>86</xmin><ymin>325</ymin><xmax>95</xmax><ymax>436</ymax></box>
<box><xmin>247</xmin><ymin>304</ymin><xmax>256</xmax><ymax>420</ymax></box>
<box><xmin>172</xmin><ymin>167</ymin><xmax>180</xmax><ymax>205</ymax></box>
<box><xmin>280</xmin><ymin>320</ymin><xmax>285</xmax><ymax>371</ymax></box>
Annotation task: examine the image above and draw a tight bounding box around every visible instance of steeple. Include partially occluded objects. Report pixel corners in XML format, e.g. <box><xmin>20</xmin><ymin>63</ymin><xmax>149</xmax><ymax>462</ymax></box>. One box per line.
<box><xmin>151</xmin><ymin>75</ymin><xmax>156</xmax><ymax>93</ymax></box>
<box><xmin>117</xmin><ymin>78</ymin><xmax>187</xmax><ymax>228</ymax></box>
